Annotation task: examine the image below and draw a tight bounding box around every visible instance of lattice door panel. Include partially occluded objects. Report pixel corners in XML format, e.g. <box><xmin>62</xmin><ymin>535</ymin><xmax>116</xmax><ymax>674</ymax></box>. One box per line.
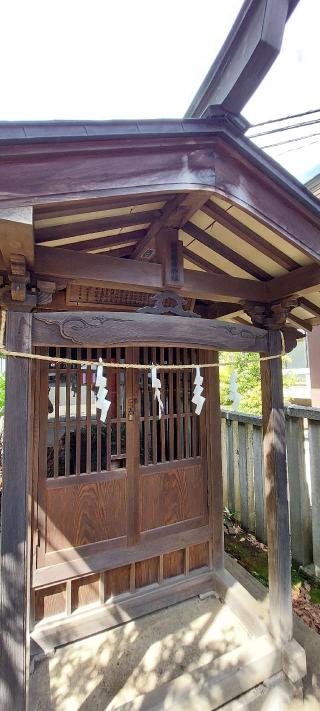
<box><xmin>33</xmin><ymin>345</ymin><xmax>209</xmax><ymax>592</ymax></box>
<box><xmin>139</xmin><ymin>347</ymin><xmax>201</xmax><ymax>466</ymax></box>
<box><xmin>45</xmin><ymin>346</ymin><xmax>126</xmax><ymax>477</ymax></box>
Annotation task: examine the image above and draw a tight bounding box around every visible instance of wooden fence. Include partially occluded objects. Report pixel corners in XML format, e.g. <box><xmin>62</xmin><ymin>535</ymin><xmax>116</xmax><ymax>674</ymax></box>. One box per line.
<box><xmin>221</xmin><ymin>406</ymin><xmax>320</xmax><ymax>576</ymax></box>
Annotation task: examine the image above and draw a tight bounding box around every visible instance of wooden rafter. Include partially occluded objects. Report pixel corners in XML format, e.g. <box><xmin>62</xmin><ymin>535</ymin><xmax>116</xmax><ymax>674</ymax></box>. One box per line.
<box><xmin>202</xmin><ymin>201</ymin><xmax>299</xmax><ymax>271</ymax></box>
<box><xmin>90</xmin><ymin>245</ymin><xmax>134</xmax><ymax>258</ymax></box>
<box><xmin>34</xmin><ymin>192</ymin><xmax>172</xmax><ymax>222</ymax></box>
<box><xmin>287</xmin><ymin>314</ymin><xmax>312</xmax><ymax>332</ymax></box>
<box><xmin>182</xmin><ymin>221</ymin><xmax>271</xmax><ymax>280</ymax></box>
<box><xmin>298</xmin><ymin>297</ymin><xmax>320</xmax><ymax>319</ymax></box>
<box><xmin>58</xmin><ymin>229</ymin><xmax>146</xmax><ymax>252</ymax></box>
<box><xmin>131</xmin><ymin>192</ymin><xmax>210</xmax><ymax>260</ymax></box>
<box><xmin>185</xmin><ymin>0</ymin><xmax>300</xmax><ymax>117</ymax></box>
<box><xmin>183</xmin><ymin>247</ymin><xmax>226</xmax><ymax>275</ymax></box>
<box><xmin>35</xmin><ymin>210</ymin><xmax>161</xmax><ymax>244</ymax></box>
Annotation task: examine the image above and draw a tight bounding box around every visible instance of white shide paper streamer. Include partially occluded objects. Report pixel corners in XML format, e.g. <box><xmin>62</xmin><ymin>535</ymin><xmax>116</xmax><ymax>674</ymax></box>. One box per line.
<box><xmin>192</xmin><ymin>366</ymin><xmax>205</xmax><ymax>415</ymax></box>
<box><xmin>151</xmin><ymin>366</ymin><xmax>164</xmax><ymax>419</ymax></box>
<box><xmin>95</xmin><ymin>358</ymin><xmax>111</xmax><ymax>423</ymax></box>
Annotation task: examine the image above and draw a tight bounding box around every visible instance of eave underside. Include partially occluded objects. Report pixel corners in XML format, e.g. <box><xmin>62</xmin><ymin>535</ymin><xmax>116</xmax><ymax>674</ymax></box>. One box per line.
<box><xmin>0</xmin><ymin>123</ymin><xmax>320</xmax><ymax>329</ymax></box>
<box><xmin>29</xmin><ymin>189</ymin><xmax>320</xmax><ymax>331</ymax></box>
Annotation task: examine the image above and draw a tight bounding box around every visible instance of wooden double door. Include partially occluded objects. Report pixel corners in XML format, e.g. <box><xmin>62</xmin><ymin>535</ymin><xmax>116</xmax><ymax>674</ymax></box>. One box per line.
<box><xmin>32</xmin><ymin>345</ymin><xmax>213</xmax><ymax>624</ymax></box>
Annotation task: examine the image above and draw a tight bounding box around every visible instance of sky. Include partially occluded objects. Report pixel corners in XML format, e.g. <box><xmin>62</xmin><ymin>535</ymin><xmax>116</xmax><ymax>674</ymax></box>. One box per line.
<box><xmin>1</xmin><ymin>0</ymin><xmax>319</xmax><ymax>183</ymax></box>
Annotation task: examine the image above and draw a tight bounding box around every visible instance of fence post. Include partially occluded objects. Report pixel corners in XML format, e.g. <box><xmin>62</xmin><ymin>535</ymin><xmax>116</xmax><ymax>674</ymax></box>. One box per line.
<box><xmin>252</xmin><ymin>425</ymin><xmax>264</xmax><ymax>542</ymax></box>
<box><xmin>246</xmin><ymin>424</ymin><xmax>255</xmax><ymax>533</ymax></box>
<box><xmin>238</xmin><ymin>422</ymin><xmax>248</xmax><ymax>529</ymax></box>
<box><xmin>221</xmin><ymin>415</ymin><xmax>228</xmax><ymax>510</ymax></box>
<box><xmin>308</xmin><ymin>419</ymin><xmax>320</xmax><ymax>577</ymax></box>
<box><xmin>286</xmin><ymin>415</ymin><xmax>312</xmax><ymax>566</ymax></box>
<box><xmin>232</xmin><ymin>420</ymin><xmax>241</xmax><ymax>521</ymax></box>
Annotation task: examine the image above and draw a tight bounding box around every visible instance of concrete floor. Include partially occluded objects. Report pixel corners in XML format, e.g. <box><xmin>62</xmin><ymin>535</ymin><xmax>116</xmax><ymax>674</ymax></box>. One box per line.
<box><xmin>29</xmin><ymin>594</ymin><xmax>250</xmax><ymax>710</ymax></box>
<box><xmin>29</xmin><ymin>557</ymin><xmax>320</xmax><ymax>710</ymax></box>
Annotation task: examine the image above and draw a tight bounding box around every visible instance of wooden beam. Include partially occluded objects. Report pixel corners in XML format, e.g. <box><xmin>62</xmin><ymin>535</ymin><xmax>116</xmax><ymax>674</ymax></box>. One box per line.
<box><xmin>132</xmin><ymin>192</ymin><xmax>210</xmax><ymax>260</ymax></box>
<box><xmin>268</xmin><ymin>264</ymin><xmax>320</xmax><ymax>300</ymax></box>
<box><xmin>183</xmin><ymin>221</ymin><xmax>271</xmax><ymax>280</ymax></box>
<box><xmin>260</xmin><ymin>330</ymin><xmax>293</xmax><ymax>645</ymax></box>
<box><xmin>32</xmin><ymin>311</ymin><xmax>270</xmax><ymax>352</ymax></box>
<box><xmin>202</xmin><ymin>201</ymin><xmax>299</xmax><ymax>271</ymax></box>
<box><xmin>35</xmin><ymin>210</ymin><xmax>161</xmax><ymax>244</ymax></box>
<box><xmin>185</xmin><ymin>0</ymin><xmax>299</xmax><ymax>117</ymax></box>
<box><xmin>0</xmin><ymin>207</ymin><xmax>34</xmax><ymax>268</ymax></box>
<box><xmin>0</xmin><ymin>312</ymin><xmax>33</xmax><ymax>710</ymax></box>
<box><xmin>195</xmin><ymin>302</ymin><xmax>243</xmax><ymax>319</ymax></box>
<box><xmin>34</xmin><ymin>245</ymin><xmax>269</xmax><ymax>303</ymax></box>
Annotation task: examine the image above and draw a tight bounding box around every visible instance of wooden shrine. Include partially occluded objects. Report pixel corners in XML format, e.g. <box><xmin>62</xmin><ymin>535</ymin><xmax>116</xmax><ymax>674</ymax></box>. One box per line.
<box><xmin>0</xmin><ymin>0</ymin><xmax>319</xmax><ymax>708</ymax></box>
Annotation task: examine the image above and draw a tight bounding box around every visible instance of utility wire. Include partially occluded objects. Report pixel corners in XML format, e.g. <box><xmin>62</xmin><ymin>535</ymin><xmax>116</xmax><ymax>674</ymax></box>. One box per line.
<box><xmin>272</xmin><ymin>137</ymin><xmax>320</xmax><ymax>158</ymax></box>
<box><xmin>249</xmin><ymin>117</ymin><xmax>320</xmax><ymax>139</ymax></box>
<box><xmin>248</xmin><ymin>108</ymin><xmax>320</xmax><ymax>129</ymax></box>
<box><xmin>258</xmin><ymin>130</ymin><xmax>320</xmax><ymax>150</ymax></box>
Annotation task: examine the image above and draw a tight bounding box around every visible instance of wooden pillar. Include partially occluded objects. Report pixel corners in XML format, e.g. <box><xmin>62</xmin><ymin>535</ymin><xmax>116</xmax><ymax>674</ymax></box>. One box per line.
<box><xmin>204</xmin><ymin>350</ymin><xmax>224</xmax><ymax>570</ymax></box>
<box><xmin>0</xmin><ymin>311</ymin><xmax>33</xmax><ymax>710</ymax></box>
<box><xmin>155</xmin><ymin>227</ymin><xmax>184</xmax><ymax>289</ymax></box>
<box><xmin>260</xmin><ymin>330</ymin><xmax>293</xmax><ymax>644</ymax></box>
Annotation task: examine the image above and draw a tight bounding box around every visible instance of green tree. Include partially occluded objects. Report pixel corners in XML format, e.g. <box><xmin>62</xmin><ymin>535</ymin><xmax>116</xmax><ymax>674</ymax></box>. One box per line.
<box><xmin>219</xmin><ymin>352</ymin><xmax>298</xmax><ymax>415</ymax></box>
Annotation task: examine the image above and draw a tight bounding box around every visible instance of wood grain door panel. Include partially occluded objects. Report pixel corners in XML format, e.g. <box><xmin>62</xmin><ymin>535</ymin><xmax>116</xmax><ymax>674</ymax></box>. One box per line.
<box><xmin>45</xmin><ymin>477</ymin><xmax>127</xmax><ymax>553</ymax></box>
<box><xmin>139</xmin><ymin>461</ymin><xmax>207</xmax><ymax>532</ymax></box>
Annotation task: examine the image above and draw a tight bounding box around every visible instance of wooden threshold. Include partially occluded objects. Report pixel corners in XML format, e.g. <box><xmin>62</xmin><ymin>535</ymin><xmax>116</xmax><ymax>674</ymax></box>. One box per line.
<box><xmin>31</xmin><ymin>568</ymin><xmax>214</xmax><ymax>655</ymax></box>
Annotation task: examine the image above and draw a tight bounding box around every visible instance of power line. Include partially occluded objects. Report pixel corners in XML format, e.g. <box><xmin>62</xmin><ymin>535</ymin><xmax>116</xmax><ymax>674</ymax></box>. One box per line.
<box><xmin>271</xmin><ymin>137</ymin><xmax>320</xmax><ymax>158</ymax></box>
<box><xmin>250</xmin><ymin>117</ymin><xmax>320</xmax><ymax>139</ymax></box>
<box><xmin>248</xmin><ymin>108</ymin><xmax>320</xmax><ymax>130</ymax></box>
<box><xmin>258</xmin><ymin>130</ymin><xmax>320</xmax><ymax>150</ymax></box>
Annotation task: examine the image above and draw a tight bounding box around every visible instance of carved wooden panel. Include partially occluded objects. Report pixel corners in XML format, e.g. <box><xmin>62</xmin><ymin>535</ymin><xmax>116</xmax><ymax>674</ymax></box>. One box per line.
<box><xmin>66</xmin><ymin>283</ymin><xmax>193</xmax><ymax>311</ymax></box>
<box><xmin>33</xmin><ymin>310</ymin><xmax>269</xmax><ymax>352</ymax></box>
